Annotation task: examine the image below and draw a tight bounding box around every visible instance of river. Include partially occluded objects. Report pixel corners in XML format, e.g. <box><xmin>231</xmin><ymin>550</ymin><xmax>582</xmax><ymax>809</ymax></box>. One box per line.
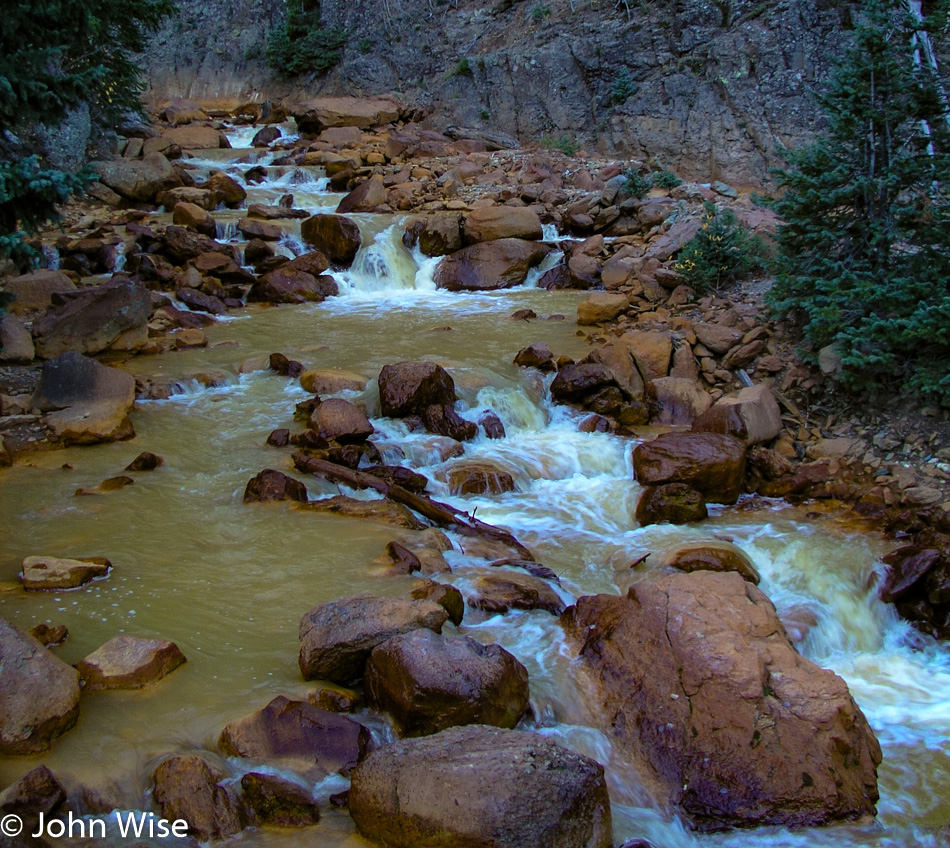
<box><xmin>1</xmin><ymin>124</ymin><xmax>948</xmax><ymax>848</ymax></box>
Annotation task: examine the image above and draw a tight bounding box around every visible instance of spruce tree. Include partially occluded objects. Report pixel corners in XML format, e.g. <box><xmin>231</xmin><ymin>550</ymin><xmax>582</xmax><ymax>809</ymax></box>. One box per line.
<box><xmin>769</xmin><ymin>0</ymin><xmax>950</xmax><ymax>402</ymax></box>
<box><xmin>0</xmin><ymin>0</ymin><xmax>174</xmax><ymax>268</ymax></box>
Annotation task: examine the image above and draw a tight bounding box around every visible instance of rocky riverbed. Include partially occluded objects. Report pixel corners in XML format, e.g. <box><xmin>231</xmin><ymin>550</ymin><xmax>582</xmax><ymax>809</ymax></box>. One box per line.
<box><xmin>1</xmin><ymin>97</ymin><xmax>949</xmax><ymax>848</ymax></box>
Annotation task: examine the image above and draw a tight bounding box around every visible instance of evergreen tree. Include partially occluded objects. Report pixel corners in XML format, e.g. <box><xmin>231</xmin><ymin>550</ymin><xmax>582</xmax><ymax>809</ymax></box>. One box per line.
<box><xmin>0</xmin><ymin>0</ymin><xmax>174</xmax><ymax>268</ymax></box>
<box><xmin>769</xmin><ymin>0</ymin><xmax>950</xmax><ymax>402</ymax></box>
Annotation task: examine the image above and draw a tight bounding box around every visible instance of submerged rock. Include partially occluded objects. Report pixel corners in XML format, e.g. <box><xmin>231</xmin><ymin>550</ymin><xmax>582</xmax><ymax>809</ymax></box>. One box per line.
<box><xmin>21</xmin><ymin>555</ymin><xmax>111</xmax><ymax>591</ymax></box>
<box><xmin>349</xmin><ymin>725</ymin><xmax>612</xmax><ymax>848</ymax></box>
<box><xmin>365</xmin><ymin>629</ymin><xmax>530</xmax><ymax>736</ymax></box>
<box><xmin>0</xmin><ymin>619</ymin><xmax>81</xmax><ymax>754</ymax></box>
<box><xmin>468</xmin><ymin>572</ymin><xmax>565</xmax><ymax>616</ymax></box>
<box><xmin>220</xmin><ymin>695</ymin><xmax>371</xmax><ymax>776</ymax></box>
<box><xmin>241</xmin><ymin>771</ymin><xmax>322</xmax><ymax>828</ymax></box>
<box><xmin>662</xmin><ymin>541</ymin><xmax>761</xmax><ymax>584</ymax></box>
<box><xmin>243</xmin><ymin>469</ymin><xmax>308</xmax><ymax>503</ymax></box>
<box><xmin>298</xmin><ymin>594</ymin><xmax>449</xmax><ymax>683</ymax></box>
<box><xmin>446</xmin><ymin>462</ymin><xmax>515</xmax><ymax>495</ymax></box>
<box><xmin>635</xmin><ymin>483</ymin><xmax>708</xmax><ymax>526</ymax></box>
<box><xmin>561</xmin><ymin>571</ymin><xmax>882</xmax><ymax>831</ymax></box>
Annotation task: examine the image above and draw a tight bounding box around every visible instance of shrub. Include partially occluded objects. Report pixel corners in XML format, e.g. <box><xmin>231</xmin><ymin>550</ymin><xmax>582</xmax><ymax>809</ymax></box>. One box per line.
<box><xmin>623</xmin><ymin>170</ymin><xmax>651</xmax><ymax>198</ymax></box>
<box><xmin>676</xmin><ymin>202</ymin><xmax>761</xmax><ymax>293</ymax></box>
<box><xmin>265</xmin><ymin>1</ymin><xmax>347</xmax><ymax>78</ymax></box>
<box><xmin>454</xmin><ymin>58</ymin><xmax>473</xmax><ymax>77</ymax></box>
<box><xmin>532</xmin><ymin>3</ymin><xmax>552</xmax><ymax>21</ymax></box>
<box><xmin>608</xmin><ymin>71</ymin><xmax>637</xmax><ymax>106</ymax></box>
<box><xmin>540</xmin><ymin>135</ymin><xmax>577</xmax><ymax>156</ymax></box>
<box><xmin>650</xmin><ymin>170</ymin><xmax>682</xmax><ymax>189</ymax></box>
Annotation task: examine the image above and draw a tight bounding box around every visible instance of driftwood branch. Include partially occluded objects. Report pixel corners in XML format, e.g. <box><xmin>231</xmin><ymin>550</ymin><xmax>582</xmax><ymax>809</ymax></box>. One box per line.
<box><xmin>292</xmin><ymin>453</ymin><xmax>534</xmax><ymax>561</ymax></box>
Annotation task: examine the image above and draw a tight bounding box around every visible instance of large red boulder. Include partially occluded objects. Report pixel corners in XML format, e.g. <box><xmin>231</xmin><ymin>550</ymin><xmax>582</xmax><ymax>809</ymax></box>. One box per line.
<box><xmin>378</xmin><ymin>361</ymin><xmax>457</xmax><ymax>418</ymax></box>
<box><xmin>434</xmin><ymin>239</ymin><xmax>552</xmax><ymax>291</ymax></box>
<box><xmin>561</xmin><ymin>572</ymin><xmax>882</xmax><ymax>831</ymax></box>
<box><xmin>300</xmin><ymin>214</ymin><xmax>362</xmax><ymax>267</ymax></box>
<box><xmin>365</xmin><ymin>629</ymin><xmax>530</xmax><ymax>736</ymax></box>
<box><xmin>349</xmin><ymin>725</ymin><xmax>612</xmax><ymax>848</ymax></box>
<box><xmin>632</xmin><ymin>431</ymin><xmax>747</xmax><ymax>504</ymax></box>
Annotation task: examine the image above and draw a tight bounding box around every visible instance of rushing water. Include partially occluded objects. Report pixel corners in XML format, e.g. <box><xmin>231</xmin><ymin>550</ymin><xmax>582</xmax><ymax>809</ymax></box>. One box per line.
<box><xmin>1</xmin><ymin>128</ymin><xmax>948</xmax><ymax>848</ymax></box>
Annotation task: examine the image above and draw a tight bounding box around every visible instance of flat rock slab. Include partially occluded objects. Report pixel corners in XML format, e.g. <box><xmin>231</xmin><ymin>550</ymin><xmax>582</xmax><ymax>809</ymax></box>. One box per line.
<box><xmin>468</xmin><ymin>572</ymin><xmax>565</xmax><ymax>616</ymax></box>
<box><xmin>0</xmin><ymin>619</ymin><xmax>81</xmax><ymax>754</ymax></box>
<box><xmin>76</xmin><ymin>635</ymin><xmax>186</xmax><ymax>690</ymax></box>
<box><xmin>298</xmin><ymin>594</ymin><xmax>448</xmax><ymax>683</ymax></box>
<box><xmin>21</xmin><ymin>555</ymin><xmax>111</xmax><ymax>590</ymax></box>
<box><xmin>219</xmin><ymin>695</ymin><xmax>370</xmax><ymax>776</ymax></box>
<box><xmin>561</xmin><ymin>571</ymin><xmax>882</xmax><ymax>830</ymax></box>
<box><xmin>349</xmin><ymin>725</ymin><xmax>612</xmax><ymax>848</ymax></box>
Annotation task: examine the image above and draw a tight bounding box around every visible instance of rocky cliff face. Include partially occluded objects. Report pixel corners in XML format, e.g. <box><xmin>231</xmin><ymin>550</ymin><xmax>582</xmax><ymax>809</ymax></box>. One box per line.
<box><xmin>142</xmin><ymin>0</ymin><xmax>854</xmax><ymax>185</ymax></box>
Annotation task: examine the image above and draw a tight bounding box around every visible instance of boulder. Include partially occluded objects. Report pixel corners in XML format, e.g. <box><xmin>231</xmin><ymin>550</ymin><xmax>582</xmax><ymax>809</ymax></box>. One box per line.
<box><xmin>550</xmin><ymin>362</ymin><xmax>616</xmax><ymax>402</ymax></box>
<box><xmin>237</xmin><ymin>217</ymin><xmax>284</xmax><ymax>241</ymax></box>
<box><xmin>408</xmin><ymin>213</ymin><xmax>463</xmax><ymax>256</ymax></box>
<box><xmin>434</xmin><ymin>239</ymin><xmax>552</xmax><ymax>292</ymax></box>
<box><xmin>300</xmin><ymin>214</ymin><xmax>362</xmax><ymax>266</ymax></box>
<box><xmin>298</xmin><ymin>594</ymin><xmax>449</xmax><ymax>683</ymax></box>
<box><xmin>32</xmin><ymin>278</ymin><xmax>150</xmax><ymax>358</ymax></box>
<box><xmin>662</xmin><ymin>541</ymin><xmax>761</xmax><ymax>584</ymax></box>
<box><xmin>469</xmin><ymin>572</ymin><xmax>565</xmax><ymax>615</ymax></box>
<box><xmin>366</xmin><ymin>629</ymin><xmax>530</xmax><ymax>736</ymax></box>
<box><xmin>513</xmin><ymin>342</ymin><xmax>555</xmax><ymax>371</ymax></box>
<box><xmin>577</xmin><ymin>293</ymin><xmax>628</xmax><ymax>325</ymax></box>
<box><xmin>447</xmin><ymin>462</ymin><xmax>515</xmax><ymax>495</ymax></box>
<box><xmin>161</xmin><ymin>225</ymin><xmax>228</xmax><ymax>262</ymax></box>
<box><xmin>33</xmin><ymin>352</ymin><xmax>135</xmax><ymax>445</ymax></box>
<box><xmin>463</xmin><ymin>206</ymin><xmax>543</xmax><ymax>244</ymax></box>
<box><xmin>587</xmin><ymin>343</ymin><xmax>646</xmax><ymax>400</ymax></box>
<box><xmin>0</xmin><ymin>618</ymin><xmax>81</xmax><ymax>754</ymax></box>
<box><xmin>202</xmin><ymin>171</ymin><xmax>247</xmax><ymax>207</ymax></box>
<box><xmin>300</xmin><ymin>369</ymin><xmax>368</xmax><ymax>394</ymax></box>
<box><xmin>249</xmin><ymin>268</ymin><xmax>338</xmax><ymax>304</ymax></box>
<box><xmin>0</xmin><ymin>765</ymin><xmax>66</xmax><ymax>822</ymax></box>
<box><xmin>152</xmin><ymin>755</ymin><xmax>247</xmax><ymax>841</ymax></box>
<box><xmin>349</xmin><ymin>725</ymin><xmax>612</xmax><ymax>848</ymax></box>
<box><xmin>288</xmin><ymin>95</ymin><xmax>402</xmax><ymax>133</ymax></box>
<box><xmin>378</xmin><ymin>361</ymin><xmax>456</xmax><ymax>417</ymax></box>
<box><xmin>692</xmin><ymin>385</ymin><xmax>782</xmax><ymax>445</ymax></box>
<box><xmin>561</xmin><ymin>572</ymin><xmax>882</xmax><ymax>830</ymax></box>
<box><xmin>247</xmin><ymin>203</ymin><xmax>310</xmax><ymax>220</ymax></box>
<box><xmin>161</xmin><ymin>185</ymin><xmax>215</xmax><ymax>210</ymax></box>
<box><xmin>620</xmin><ymin>330</ymin><xmax>672</xmax><ymax>380</ymax></box>
<box><xmin>648</xmin><ymin>376</ymin><xmax>712</xmax><ymax>426</ymax></box>
<box><xmin>643</xmin><ymin>218</ymin><xmax>702</xmax><ymax>261</ymax></box>
<box><xmin>0</xmin><ymin>314</ymin><xmax>34</xmax><ymax>363</ymax></box>
<box><xmin>21</xmin><ymin>555</ymin><xmax>110</xmax><ymax>590</ymax></box>
<box><xmin>172</xmin><ymin>201</ymin><xmax>216</xmax><ymax>237</ymax></box>
<box><xmin>299</xmin><ymin>495</ymin><xmax>427</xmax><ymax>529</ymax></box>
<box><xmin>220</xmin><ymin>695</ymin><xmax>371</xmax><ymax>775</ymax></box>
<box><xmin>309</xmin><ymin>398</ymin><xmax>374</xmax><ymax>443</ymax></box>
<box><xmin>241</xmin><ymin>772</ymin><xmax>321</xmax><ymax>827</ymax></box>
<box><xmin>1</xmin><ymin>270</ymin><xmax>75</xmax><ymax>315</ymax></box>
<box><xmin>635</xmin><ymin>483</ymin><xmax>708</xmax><ymax>526</ymax></box>
<box><xmin>251</xmin><ymin>125</ymin><xmax>282</xmax><ymax>146</ymax></box>
<box><xmin>409</xmin><ymin>579</ymin><xmax>464</xmax><ymax>626</ymax></box>
<box><xmin>94</xmin><ymin>153</ymin><xmax>181</xmax><ymax>202</ymax></box>
<box><xmin>693</xmin><ymin>322</ymin><xmax>743</xmax><ymax>355</ymax></box>
<box><xmin>163</xmin><ymin>125</ymin><xmax>226</xmax><ymax>150</ymax></box>
<box><xmin>161</xmin><ymin>98</ymin><xmax>208</xmax><ymax>124</ymax></box>
<box><xmin>244</xmin><ymin>469</ymin><xmax>309</xmax><ymax>503</ymax></box>
<box><xmin>76</xmin><ymin>635</ymin><xmax>186</xmax><ymax>690</ymax></box>
<box><xmin>337</xmin><ymin>175</ymin><xmax>388</xmax><ymax>214</ymax></box>
<box><xmin>633</xmin><ymin>432</ymin><xmax>747</xmax><ymax>504</ymax></box>
<box><xmin>421</xmin><ymin>403</ymin><xmax>478</xmax><ymax>441</ymax></box>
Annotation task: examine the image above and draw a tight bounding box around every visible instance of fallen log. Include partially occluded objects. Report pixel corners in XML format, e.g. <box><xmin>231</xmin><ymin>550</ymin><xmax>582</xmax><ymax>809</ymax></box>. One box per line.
<box><xmin>292</xmin><ymin>452</ymin><xmax>534</xmax><ymax>560</ymax></box>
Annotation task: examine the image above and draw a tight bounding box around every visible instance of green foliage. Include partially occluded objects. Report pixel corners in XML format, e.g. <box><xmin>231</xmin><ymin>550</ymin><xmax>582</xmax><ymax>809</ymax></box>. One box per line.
<box><xmin>540</xmin><ymin>135</ymin><xmax>577</xmax><ymax>155</ymax></box>
<box><xmin>0</xmin><ymin>0</ymin><xmax>175</xmax><ymax>128</ymax></box>
<box><xmin>531</xmin><ymin>3</ymin><xmax>552</xmax><ymax>21</ymax></box>
<box><xmin>608</xmin><ymin>70</ymin><xmax>637</xmax><ymax>106</ymax></box>
<box><xmin>454</xmin><ymin>58</ymin><xmax>473</xmax><ymax>77</ymax></box>
<box><xmin>479</xmin><ymin>109</ymin><xmax>491</xmax><ymax>120</ymax></box>
<box><xmin>676</xmin><ymin>202</ymin><xmax>761</xmax><ymax>292</ymax></box>
<box><xmin>358</xmin><ymin>37</ymin><xmax>373</xmax><ymax>53</ymax></box>
<box><xmin>623</xmin><ymin>169</ymin><xmax>651</xmax><ymax>198</ymax></box>
<box><xmin>768</xmin><ymin>0</ymin><xmax>950</xmax><ymax>402</ymax></box>
<box><xmin>0</xmin><ymin>0</ymin><xmax>173</xmax><ymax>268</ymax></box>
<box><xmin>265</xmin><ymin>1</ymin><xmax>347</xmax><ymax>78</ymax></box>
<box><xmin>651</xmin><ymin>170</ymin><xmax>682</xmax><ymax>189</ymax></box>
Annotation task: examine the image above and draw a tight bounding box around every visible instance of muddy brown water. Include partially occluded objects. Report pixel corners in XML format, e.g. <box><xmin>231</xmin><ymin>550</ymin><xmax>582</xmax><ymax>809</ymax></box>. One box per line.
<box><xmin>0</xmin><ymin>128</ymin><xmax>948</xmax><ymax>848</ymax></box>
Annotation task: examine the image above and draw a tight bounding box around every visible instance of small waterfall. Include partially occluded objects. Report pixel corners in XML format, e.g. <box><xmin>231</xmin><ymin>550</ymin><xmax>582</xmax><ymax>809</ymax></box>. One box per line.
<box><xmin>215</xmin><ymin>220</ymin><xmax>240</xmax><ymax>242</ymax></box>
<box><xmin>41</xmin><ymin>244</ymin><xmax>60</xmax><ymax>270</ymax></box>
<box><xmin>336</xmin><ymin>224</ymin><xmax>433</xmax><ymax>293</ymax></box>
